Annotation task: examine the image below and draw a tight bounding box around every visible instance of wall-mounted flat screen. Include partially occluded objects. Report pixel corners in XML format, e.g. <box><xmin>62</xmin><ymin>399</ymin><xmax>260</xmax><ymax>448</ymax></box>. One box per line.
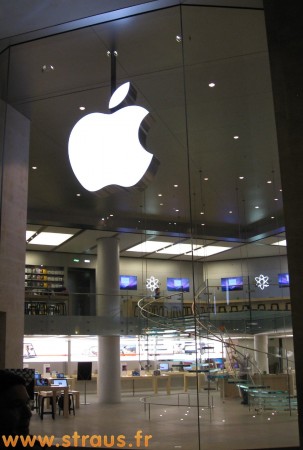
<box><xmin>278</xmin><ymin>273</ymin><xmax>290</xmax><ymax>287</ymax></box>
<box><xmin>221</xmin><ymin>276</ymin><xmax>243</xmax><ymax>291</ymax></box>
<box><xmin>159</xmin><ymin>362</ymin><xmax>169</xmax><ymax>371</ymax></box>
<box><xmin>119</xmin><ymin>275</ymin><xmax>137</xmax><ymax>290</ymax></box>
<box><xmin>167</xmin><ymin>277</ymin><xmax>190</xmax><ymax>292</ymax></box>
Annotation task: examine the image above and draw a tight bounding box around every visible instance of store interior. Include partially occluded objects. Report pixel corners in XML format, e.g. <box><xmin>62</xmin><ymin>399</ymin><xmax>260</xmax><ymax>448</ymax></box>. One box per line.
<box><xmin>1</xmin><ymin>1</ymin><xmax>300</xmax><ymax>449</ymax></box>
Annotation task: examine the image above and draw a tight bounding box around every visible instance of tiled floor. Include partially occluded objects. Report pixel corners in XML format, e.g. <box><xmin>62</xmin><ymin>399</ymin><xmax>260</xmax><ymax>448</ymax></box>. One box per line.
<box><xmin>29</xmin><ymin>390</ymin><xmax>299</xmax><ymax>449</ymax></box>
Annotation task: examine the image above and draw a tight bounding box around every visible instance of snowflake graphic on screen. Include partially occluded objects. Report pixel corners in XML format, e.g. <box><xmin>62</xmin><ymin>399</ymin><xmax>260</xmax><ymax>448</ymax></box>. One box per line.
<box><xmin>146</xmin><ymin>276</ymin><xmax>159</xmax><ymax>292</ymax></box>
<box><xmin>255</xmin><ymin>274</ymin><xmax>269</xmax><ymax>290</ymax></box>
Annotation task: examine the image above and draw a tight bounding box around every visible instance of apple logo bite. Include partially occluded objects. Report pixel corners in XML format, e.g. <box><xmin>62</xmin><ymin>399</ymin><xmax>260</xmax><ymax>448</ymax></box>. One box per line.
<box><xmin>68</xmin><ymin>82</ymin><xmax>158</xmax><ymax>192</ymax></box>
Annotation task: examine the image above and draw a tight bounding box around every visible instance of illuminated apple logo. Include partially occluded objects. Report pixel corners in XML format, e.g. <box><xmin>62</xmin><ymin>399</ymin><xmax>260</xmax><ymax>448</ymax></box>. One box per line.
<box><xmin>68</xmin><ymin>82</ymin><xmax>157</xmax><ymax>192</ymax></box>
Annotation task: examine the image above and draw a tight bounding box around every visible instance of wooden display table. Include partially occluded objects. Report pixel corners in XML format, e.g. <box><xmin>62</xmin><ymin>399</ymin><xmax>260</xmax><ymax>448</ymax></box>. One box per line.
<box><xmin>35</xmin><ymin>386</ymin><xmax>69</xmax><ymax>417</ymax></box>
<box><xmin>183</xmin><ymin>372</ymin><xmax>207</xmax><ymax>392</ymax></box>
<box><xmin>120</xmin><ymin>374</ymin><xmax>171</xmax><ymax>395</ymax></box>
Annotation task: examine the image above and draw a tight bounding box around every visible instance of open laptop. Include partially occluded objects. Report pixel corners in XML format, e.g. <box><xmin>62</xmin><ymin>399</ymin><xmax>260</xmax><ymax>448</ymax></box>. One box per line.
<box><xmin>52</xmin><ymin>378</ymin><xmax>68</xmax><ymax>387</ymax></box>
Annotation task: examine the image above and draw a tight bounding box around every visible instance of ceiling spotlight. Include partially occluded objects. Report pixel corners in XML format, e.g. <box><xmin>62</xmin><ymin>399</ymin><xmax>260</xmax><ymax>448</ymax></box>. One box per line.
<box><xmin>176</xmin><ymin>35</ymin><xmax>182</xmax><ymax>43</ymax></box>
<box><xmin>76</xmin><ymin>193</ymin><xmax>81</xmax><ymax>197</ymax></box>
<box><xmin>32</xmin><ymin>166</ymin><xmax>37</xmax><ymax>170</ymax></box>
<box><xmin>233</xmin><ymin>135</ymin><xmax>239</xmax><ymax>140</ymax></box>
<box><xmin>267</xmin><ymin>180</ymin><xmax>272</xmax><ymax>184</ymax></box>
<box><xmin>204</xmin><ymin>177</ymin><xmax>209</xmax><ymax>181</ymax></box>
<box><xmin>208</xmin><ymin>82</ymin><xmax>215</xmax><ymax>87</ymax></box>
<box><xmin>158</xmin><ymin>193</ymin><xmax>162</xmax><ymax>197</ymax></box>
<box><xmin>229</xmin><ymin>211</ymin><xmax>232</xmax><ymax>214</ymax></box>
<box><xmin>42</xmin><ymin>64</ymin><xmax>55</xmax><ymax>72</ymax></box>
<box><xmin>200</xmin><ymin>211</ymin><xmax>204</xmax><ymax>215</ymax></box>
<box><xmin>255</xmin><ymin>206</ymin><xmax>260</xmax><ymax>209</ymax></box>
<box><xmin>79</xmin><ymin>106</ymin><xmax>86</xmax><ymax>111</ymax></box>
<box><xmin>174</xmin><ymin>184</ymin><xmax>178</xmax><ymax>188</ymax></box>
<box><xmin>239</xmin><ymin>176</ymin><xmax>244</xmax><ymax>180</ymax></box>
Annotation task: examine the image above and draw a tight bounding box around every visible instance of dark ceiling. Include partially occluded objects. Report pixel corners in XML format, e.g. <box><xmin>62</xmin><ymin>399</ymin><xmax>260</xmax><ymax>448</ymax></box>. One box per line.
<box><xmin>1</xmin><ymin>0</ymin><xmax>287</xmax><ymax>261</ymax></box>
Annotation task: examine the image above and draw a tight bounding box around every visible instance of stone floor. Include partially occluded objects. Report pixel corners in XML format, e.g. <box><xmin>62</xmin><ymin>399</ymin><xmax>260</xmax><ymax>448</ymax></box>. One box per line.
<box><xmin>29</xmin><ymin>390</ymin><xmax>300</xmax><ymax>449</ymax></box>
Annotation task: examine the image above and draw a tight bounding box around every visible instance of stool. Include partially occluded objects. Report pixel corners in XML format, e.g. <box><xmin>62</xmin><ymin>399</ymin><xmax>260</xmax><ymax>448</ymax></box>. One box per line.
<box><xmin>58</xmin><ymin>393</ymin><xmax>75</xmax><ymax>416</ymax></box>
<box><xmin>285</xmin><ymin>302</ymin><xmax>291</xmax><ymax>311</ymax></box>
<box><xmin>133</xmin><ymin>305</ymin><xmax>139</xmax><ymax>317</ymax></box>
<box><xmin>57</xmin><ymin>302</ymin><xmax>67</xmax><ymax>315</ymax></box>
<box><xmin>183</xmin><ymin>305</ymin><xmax>192</xmax><ymax>316</ymax></box>
<box><xmin>271</xmin><ymin>303</ymin><xmax>279</xmax><ymax>310</ymax></box>
<box><xmin>47</xmin><ymin>304</ymin><xmax>58</xmax><ymax>315</ymax></box>
<box><xmin>230</xmin><ymin>305</ymin><xmax>238</xmax><ymax>312</ymax></box>
<box><xmin>33</xmin><ymin>392</ymin><xmax>39</xmax><ymax>411</ymax></box>
<box><xmin>218</xmin><ymin>305</ymin><xmax>227</xmax><ymax>313</ymax></box>
<box><xmin>38</xmin><ymin>393</ymin><xmax>55</xmax><ymax>420</ymax></box>
<box><xmin>242</xmin><ymin>304</ymin><xmax>250</xmax><ymax>311</ymax></box>
<box><xmin>170</xmin><ymin>306</ymin><xmax>181</xmax><ymax>317</ymax></box>
<box><xmin>38</xmin><ymin>302</ymin><xmax>47</xmax><ymax>314</ymax></box>
<box><xmin>257</xmin><ymin>304</ymin><xmax>266</xmax><ymax>310</ymax></box>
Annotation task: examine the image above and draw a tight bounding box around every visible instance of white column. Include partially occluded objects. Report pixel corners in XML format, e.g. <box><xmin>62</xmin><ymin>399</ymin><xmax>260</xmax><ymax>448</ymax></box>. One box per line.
<box><xmin>96</xmin><ymin>237</ymin><xmax>121</xmax><ymax>403</ymax></box>
<box><xmin>98</xmin><ymin>336</ymin><xmax>121</xmax><ymax>403</ymax></box>
<box><xmin>254</xmin><ymin>335</ymin><xmax>269</xmax><ymax>374</ymax></box>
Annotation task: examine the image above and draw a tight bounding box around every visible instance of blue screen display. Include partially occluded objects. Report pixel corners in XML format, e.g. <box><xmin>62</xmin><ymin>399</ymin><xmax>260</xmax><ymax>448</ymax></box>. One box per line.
<box><xmin>119</xmin><ymin>275</ymin><xmax>137</xmax><ymax>290</ymax></box>
<box><xmin>221</xmin><ymin>276</ymin><xmax>243</xmax><ymax>291</ymax></box>
<box><xmin>167</xmin><ymin>277</ymin><xmax>190</xmax><ymax>292</ymax></box>
<box><xmin>278</xmin><ymin>273</ymin><xmax>289</xmax><ymax>287</ymax></box>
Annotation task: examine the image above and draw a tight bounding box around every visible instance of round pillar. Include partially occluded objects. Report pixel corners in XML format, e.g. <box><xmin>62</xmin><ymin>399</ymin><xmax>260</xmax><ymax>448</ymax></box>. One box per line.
<box><xmin>96</xmin><ymin>237</ymin><xmax>121</xmax><ymax>403</ymax></box>
<box><xmin>254</xmin><ymin>335</ymin><xmax>269</xmax><ymax>374</ymax></box>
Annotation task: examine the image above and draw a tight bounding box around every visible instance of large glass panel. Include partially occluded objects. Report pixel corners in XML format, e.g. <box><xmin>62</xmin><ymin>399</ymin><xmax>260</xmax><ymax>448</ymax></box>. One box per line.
<box><xmin>5</xmin><ymin>3</ymin><xmax>298</xmax><ymax>449</ymax></box>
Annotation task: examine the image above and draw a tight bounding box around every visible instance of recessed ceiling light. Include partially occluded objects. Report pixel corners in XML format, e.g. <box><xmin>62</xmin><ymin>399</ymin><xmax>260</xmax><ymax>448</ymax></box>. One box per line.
<box><xmin>127</xmin><ymin>241</ymin><xmax>172</xmax><ymax>253</ymax></box>
<box><xmin>255</xmin><ymin>206</ymin><xmax>259</xmax><ymax>209</ymax></box>
<box><xmin>176</xmin><ymin>35</ymin><xmax>182</xmax><ymax>43</ymax></box>
<box><xmin>267</xmin><ymin>180</ymin><xmax>272</xmax><ymax>184</ymax></box>
<box><xmin>200</xmin><ymin>211</ymin><xmax>204</xmax><ymax>215</ymax></box>
<box><xmin>204</xmin><ymin>177</ymin><xmax>209</xmax><ymax>181</ymax></box>
<box><xmin>229</xmin><ymin>211</ymin><xmax>232</xmax><ymax>214</ymax></box>
<box><xmin>233</xmin><ymin>135</ymin><xmax>239</xmax><ymax>140</ymax></box>
<box><xmin>271</xmin><ymin>240</ymin><xmax>287</xmax><ymax>246</ymax></box>
<box><xmin>158</xmin><ymin>193</ymin><xmax>162</xmax><ymax>197</ymax></box>
<box><xmin>274</xmin><ymin>198</ymin><xmax>278</xmax><ymax>201</ymax></box>
<box><xmin>110</xmin><ymin>214</ymin><xmax>114</xmax><ymax>217</ymax></box>
<box><xmin>191</xmin><ymin>245</ymin><xmax>231</xmax><ymax>257</ymax></box>
<box><xmin>208</xmin><ymin>82</ymin><xmax>215</xmax><ymax>88</ymax></box>
<box><xmin>174</xmin><ymin>184</ymin><xmax>178</xmax><ymax>188</ymax></box>
<box><xmin>32</xmin><ymin>166</ymin><xmax>37</xmax><ymax>170</ymax></box>
<box><xmin>157</xmin><ymin>243</ymin><xmax>200</xmax><ymax>255</ymax></box>
<box><xmin>79</xmin><ymin>106</ymin><xmax>86</xmax><ymax>111</ymax></box>
<box><xmin>160</xmin><ymin>203</ymin><xmax>164</xmax><ymax>206</ymax></box>
<box><xmin>84</xmin><ymin>259</ymin><xmax>91</xmax><ymax>263</ymax></box>
<box><xmin>239</xmin><ymin>176</ymin><xmax>244</xmax><ymax>180</ymax></box>
<box><xmin>201</xmin><ymin>223</ymin><xmax>205</xmax><ymax>226</ymax></box>
<box><xmin>76</xmin><ymin>193</ymin><xmax>81</xmax><ymax>197</ymax></box>
<box><xmin>175</xmin><ymin>209</ymin><xmax>179</xmax><ymax>212</ymax></box>
<box><xmin>271</xmin><ymin>216</ymin><xmax>275</xmax><ymax>219</ymax></box>
<box><xmin>28</xmin><ymin>232</ymin><xmax>74</xmax><ymax>246</ymax></box>
<box><xmin>26</xmin><ymin>231</ymin><xmax>36</xmax><ymax>241</ymax></box>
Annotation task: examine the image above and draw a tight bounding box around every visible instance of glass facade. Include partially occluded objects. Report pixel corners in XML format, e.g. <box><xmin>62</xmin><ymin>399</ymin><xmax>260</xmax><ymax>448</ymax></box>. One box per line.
<box><xmin>1</xmin><ymin>3</ymin><xmax>300</xmax><ymax>449</ymax></box>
